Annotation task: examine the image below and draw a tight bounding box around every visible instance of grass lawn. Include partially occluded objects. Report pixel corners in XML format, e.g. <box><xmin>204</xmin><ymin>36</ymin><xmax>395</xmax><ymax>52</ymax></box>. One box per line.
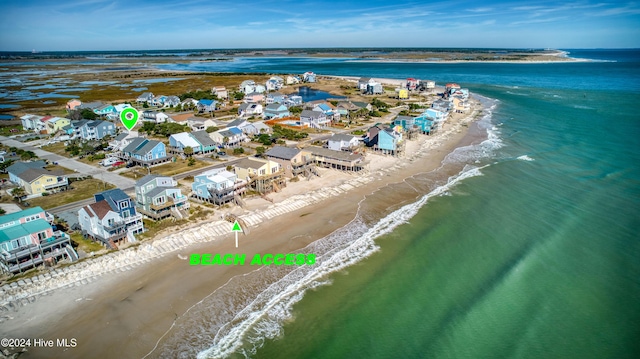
<box><xmin>45</xmin><ymin>164</ymin><xmax>76</xmax><ymax>174</ymax></box>
<box><xmin>120</xmin><ymin>158</ymin><xmax>212</xmax><ymax>179</ymax></box>
<box><xmin>70</xmin><ymin>232</ymin><xmax>105</xmax><ymax>253</ymax></box>
<box><xmin>28</xmin><ymin>179</ymin><xmax>115</xmax><ymax>209</ymax></box>
<box><xmin>42</xmin><ymin>142</ymin><xmax>69</xmax><ymax>157</ymax></box>
<box><xmin>0</xmin><ymin>124</ymin><xmax>28</xmax><ymax>136</ymax></box>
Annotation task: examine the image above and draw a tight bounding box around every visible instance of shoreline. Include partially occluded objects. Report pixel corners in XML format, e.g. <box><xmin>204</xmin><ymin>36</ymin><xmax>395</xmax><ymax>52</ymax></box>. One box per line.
<box><xmin>0</xmin><ymin>92</ymin><xmax>491</xmax><ymax>358</ymax></box>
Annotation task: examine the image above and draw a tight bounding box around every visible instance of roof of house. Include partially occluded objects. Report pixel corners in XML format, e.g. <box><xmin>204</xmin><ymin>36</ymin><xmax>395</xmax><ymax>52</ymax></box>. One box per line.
<box><xmin>300</xmin><ymin>110</ymin><xmax>325</xmax><ymax>119</ymax></box>
<box><xmin>235</xmin><ymin>158</ymin><xmax>269</xmax><ymax>170</ymax></box>
<box><xmin>0</xmin><ymin>219</ymin><xmax>51</xmax><ymax>243</ymax></box>
<box><xmin>122</xmin><ymin>137</ymin><xmax>146</xmax><ymax>153</ymax></box>
<box><xmin>7</xmin><ymin>160</ymin><xmax>47</xmax><ymax>176</ymax></box>
<box><xmin>265</xmin><ymin>146</ymin><xmax>300</xmax><ymax>160</ymax></box>
<box><xmin>304</xmin><ymin>146</ymin><xmax>363</xmax><ymax>162</ymax></box>
<box><xmin>328</xmin><ymin>134</ymin><xmax>357</xmax><ymax>142</ymax></box>
<box><xmin>135</xmin><ymin>174</ymin><xmax>159</xmax><ymax>187</ymax></box>
<box><xmin>95</xmin><ymin>189</ymin><xmax>130</xmax><ymax>212</ymax></box>
<box><xmin>145</xmin><ymin>186</ymin><xmax>167</xmax><ymax>199</ymax></box>
<box><xmin>266</xmin><ymin>103</ymin><xmax>287</xmax><ymax>111</ymax></box>
<box><xmin>114</xmin><ymin>133</ymin><xmax>128</xmax><ymax>141</ymax></box>
<box><xmin>83</xmin><ymin>200</ymin><xmax>113</xmax><ymax>220</ymax></box>
<box><xmin>135</xmin><ymin>139</ymin><xmax>163</xmax><ymax>155</ymax></box>
<box><xmin>191</xmin><ymin>130</ymin><xmax>217</xmax><ymax>147</ymax></box>
<box><xmin>18</xmin><ymin>168</ymin><xmax>63</xmax><ymax>183</ymax></box>
<box><xmin>199</xmin><ymin>99</ymin><xmax>216</xmax><ymax>106</ymax></box>
<box><xmin>171</xmin><ymin>132</ymin><xmax>200</xmax><ymax>148</ymax></box>
<box><xmin>0</xmin><ymin>206</ymin><xmax>45</xmax><ymax>226</ymax></box>
<box><xmin>227</xmin><ymin>118</ymin><xmax>248</xmax><ymax>128</ymax></box>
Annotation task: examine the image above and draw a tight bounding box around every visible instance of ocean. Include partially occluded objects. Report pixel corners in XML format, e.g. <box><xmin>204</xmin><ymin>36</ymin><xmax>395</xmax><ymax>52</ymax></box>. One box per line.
<box><xmin>2</xmin><ymin>47</ymin><xmax>639</xmax><ymax>359</ymax></box>
<box><xmin>89</xmin><ymin>49</ymin><xmax>640</xmax><ymax>358</ymax></box>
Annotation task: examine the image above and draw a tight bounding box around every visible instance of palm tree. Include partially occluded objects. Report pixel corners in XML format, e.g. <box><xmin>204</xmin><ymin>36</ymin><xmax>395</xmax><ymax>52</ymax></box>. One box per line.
<box><xmin>11</xmin><ymin>187</ymin><xmax>26</xmax><ymax>202</ymax></box>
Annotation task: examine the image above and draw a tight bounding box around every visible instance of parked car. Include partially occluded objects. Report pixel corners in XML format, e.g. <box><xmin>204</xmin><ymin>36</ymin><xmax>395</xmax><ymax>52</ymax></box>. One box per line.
<box><xmin>125</xmin><ymin>162</ymin><xmax>136</xmax><ymax>168</ymax></box>
<box><xmin>112</xmin><ymin>161</ymin><xmax>125</xmax><ymax>167</ymax></box>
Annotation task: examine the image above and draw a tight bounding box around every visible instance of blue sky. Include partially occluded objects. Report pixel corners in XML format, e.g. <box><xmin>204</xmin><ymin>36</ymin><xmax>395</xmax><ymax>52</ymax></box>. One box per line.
<box><xmin>0</xmin><ymin>0</ymin><xmax>639</xmax><ymax>51</ymax></box>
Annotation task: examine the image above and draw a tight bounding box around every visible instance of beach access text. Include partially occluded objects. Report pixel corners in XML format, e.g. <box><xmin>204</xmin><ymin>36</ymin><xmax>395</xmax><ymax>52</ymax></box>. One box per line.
<box><xmin>190</xmin><ymin>253</ymin><xmax>316</xmax><ymax>266</ymax></box>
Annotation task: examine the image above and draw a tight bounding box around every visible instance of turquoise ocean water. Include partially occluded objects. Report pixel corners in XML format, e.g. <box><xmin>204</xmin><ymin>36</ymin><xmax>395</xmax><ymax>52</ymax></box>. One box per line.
<box><xmin>151</xmin><ymin>50</ymin><xmax>640</xmax><ymax>358</ymax></box>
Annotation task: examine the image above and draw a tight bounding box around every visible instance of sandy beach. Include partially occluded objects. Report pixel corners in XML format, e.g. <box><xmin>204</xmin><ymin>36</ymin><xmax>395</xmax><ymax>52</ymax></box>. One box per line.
<box><xmin>0</xmin><ymin>93</ymin><xmax>488</xmax><ymax>358</ymax></box>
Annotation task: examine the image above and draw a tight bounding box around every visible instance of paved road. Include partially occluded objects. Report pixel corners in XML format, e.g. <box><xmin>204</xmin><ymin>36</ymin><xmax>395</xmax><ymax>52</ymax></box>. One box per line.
<box><xmin>0</xmin><ymin>136</ymin><xmax>136</xmax><ymax>190</ymax></box>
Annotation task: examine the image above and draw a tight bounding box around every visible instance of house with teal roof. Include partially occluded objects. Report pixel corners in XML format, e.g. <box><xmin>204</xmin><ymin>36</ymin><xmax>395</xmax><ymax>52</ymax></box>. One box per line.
<box><xmin>0</xmin><ymin>207</ymin><xmax>77</xmax><ymax>274</ymax></box>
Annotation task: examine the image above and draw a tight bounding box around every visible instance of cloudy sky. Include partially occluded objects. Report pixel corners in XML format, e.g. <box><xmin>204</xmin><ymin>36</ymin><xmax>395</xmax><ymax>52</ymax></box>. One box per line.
<box><xmin>0</xmin><ymin>0</ymin><xmax>639</xmax><ymax>51</ymax></box>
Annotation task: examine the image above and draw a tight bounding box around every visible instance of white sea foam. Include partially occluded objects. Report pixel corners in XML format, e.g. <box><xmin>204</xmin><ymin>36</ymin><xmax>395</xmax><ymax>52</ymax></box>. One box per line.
<box><xmin>517</xmin><ymin>155</ymin><xmax>535</xmax><ymax>161</ymax></box>
<box><xmin>194</xmin><ymin>165</ymin><xmax>488</xmax><ymax>359</ymax></box>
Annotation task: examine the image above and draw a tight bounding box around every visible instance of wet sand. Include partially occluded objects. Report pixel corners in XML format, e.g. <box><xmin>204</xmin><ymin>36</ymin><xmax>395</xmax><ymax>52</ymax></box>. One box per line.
<box><xmin>0</xmin><ymin>100</ymin><xmax>487</xmax><ymax>359</ymax></box>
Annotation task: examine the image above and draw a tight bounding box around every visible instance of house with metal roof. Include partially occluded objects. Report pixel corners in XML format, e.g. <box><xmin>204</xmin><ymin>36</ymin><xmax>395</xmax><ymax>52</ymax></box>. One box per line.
<box><xmin>300</xmin><ymin>110</ymin><xmax>329</xmax><ymax>129</ymax></box>
<box><xmin>264</xmin><ymin>104</ymin><xmax>290</xmax><ymax>120</ymax></box>
<box><xmin>233</xmin><ymin>158</ymin><xmax>285</xmax><ymax>193</ymax></box>
<box><xmin>192</xmin><ymin>168</ymin><xmax>247</xmax><ymax>205</ymax></box>
<box><xmin>134</xmin><ymin>175</ymin><xmax>189</xmax><ymax>219</ymax></box>
<box><xmin>7</xmin><ymin>160</ymin><xmax>68</xmax><ymax>196</ymax></box>
<box><xmin>121</xmin><ymin>138</ymin><xmax>169</xmax><ymax>165</ymax></box>
<box><xmin>265</xmin><ymin>146</ymin><xmax>314</xmax><ymax>178</ymax></box>
<box><xmin>0</xmin><ymin>207</ymin><xmax>77</xmax><ymax>274</ymax></box>
<box><xmin>304</xmin><ymin>146</ymin><xmax>366</xmax><ymax>172</ymax></box>
<box><xmin>78</xmin><ymin>189</ymin><xmax>144</xmax><ymax>249</ymax></box>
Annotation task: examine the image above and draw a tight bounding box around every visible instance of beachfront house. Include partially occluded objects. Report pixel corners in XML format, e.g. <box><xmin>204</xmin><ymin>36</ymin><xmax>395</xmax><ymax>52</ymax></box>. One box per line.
<box><xmin>121</xmin><ymin>138</ymin><xmax>169</xmax><ymax>166</ymax></box>
<box><xmin>365</xmin><ymin>125</ymin><xmax>404</xmax><ymax>155</ymax></box>
<box><xmin>358</xmin><ymin>77</ymin><xmax>374</xmax><ymax>91</ymax></box>
<box><xmin>366</xmin><ymin>82</ymin><xmax>384</xmax><ymax>95</ymax></box>
<box><xmin>134</xmin><ymin>175</ymin><xmax>189</xmax><ymax>219</ymax></box>
<box><xmin>78</xmin><ymin>189</ymin><xmax>144</xmax><ymax>249</ymax></box>
<box><xmin>327</xmin><ymin>134</ymin><xmax>361</xmax><ymax>152</ymax></box>
<box><xmin>265</xmin><ymin>146</ymin><xmax>314</xmax><ymax>178</ymax></box>
<box><xmin>305</xmin><ymin>146</ymin><xmax>366</xmax><ymax>172</ymax></box>
<box><xmin>191</xmin><ymin>168</ymin><xmax>247</xmax><ymax>205</ymax></box>
<box><xmin>300</xmin><ymin>110</ymin><xmax>329</xmax><ymax>129</ymax></box>
<box><xmin>7</xmin><ymin>160</ymin><xmax>69</xmax><ymax>196</ymax></box>
<box><xmin>233</xmin><ymin>157</ymin><xmax>285</xmax><ymax>194</ymax></box>
<box><xmin>396</xmin><ymin>88</ymin><xmax>409</xmax><ymax>99</ymax></box>
<box><xmin>425</xmin><ymin>108</ymin><xmax>447</xmax><ymax>122</ymax></box>
<box><xmin>263</xmin><ymin>104</ymin><xmax>290</xmax><ymax>120</ymax></box>
<box><xmin>0</xmin><ymin>207</ymin><xmax>77</xmax><ymax>275</ymax></box>
<box><xmin>452</xmin><ymin>97</ymin><xmax>470</xmax><ymax>113</ymax></box>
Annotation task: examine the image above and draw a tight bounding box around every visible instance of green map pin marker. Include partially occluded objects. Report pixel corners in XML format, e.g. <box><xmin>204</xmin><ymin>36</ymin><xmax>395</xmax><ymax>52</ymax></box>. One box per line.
<box><xmin>120</xmin><ymin>108</ymin><xmax>139</xmax><ymax>131</ymax></box>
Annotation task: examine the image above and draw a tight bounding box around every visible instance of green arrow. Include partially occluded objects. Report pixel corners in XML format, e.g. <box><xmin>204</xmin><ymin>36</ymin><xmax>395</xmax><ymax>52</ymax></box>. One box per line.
<box><xmin>232</xmin><ymin>220</ymin><xmax>242</xmax><ymax>248</ymax></box>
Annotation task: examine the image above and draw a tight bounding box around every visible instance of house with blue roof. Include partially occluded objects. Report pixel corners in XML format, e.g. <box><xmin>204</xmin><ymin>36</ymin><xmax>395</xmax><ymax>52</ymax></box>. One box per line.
<box><xmin>121</xmin><ymin>138</ymin><xmax>169</xmax><ymax>165</ymax></box>
<box><xmin>264</xmin><ymin>104</ymin><xmax>290</xmax><ymax>120</ymax></box>
<box><xmin>0</xmin><ymin>207</ymin><xmax>77</xmax><ymax>274</ymax></box>
<box><xmin>192</xmin><ymin>168</ymin><xmax>247</xmax><ymax>205</ymax></box>
<box><xmin>77</xmin><ymin>189</ymin><xmax>144</xmax><ymax>248</ymax></box>
<box><xmin>197</xmin><ymin>99</ymin><xmax>218</xmax><ymax>113</ymax></box>
<box><xmin>135</xmin><ymin>175</ymin><xmax>189</xmax><ymax>219</ymax></box>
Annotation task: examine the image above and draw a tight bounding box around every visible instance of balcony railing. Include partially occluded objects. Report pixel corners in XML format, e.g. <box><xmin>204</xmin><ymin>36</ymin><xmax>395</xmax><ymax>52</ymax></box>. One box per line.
<box><xmin>43</xmin><ymin>178</ymin><xmax>68</xmax><ymax>189</ymax></box>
